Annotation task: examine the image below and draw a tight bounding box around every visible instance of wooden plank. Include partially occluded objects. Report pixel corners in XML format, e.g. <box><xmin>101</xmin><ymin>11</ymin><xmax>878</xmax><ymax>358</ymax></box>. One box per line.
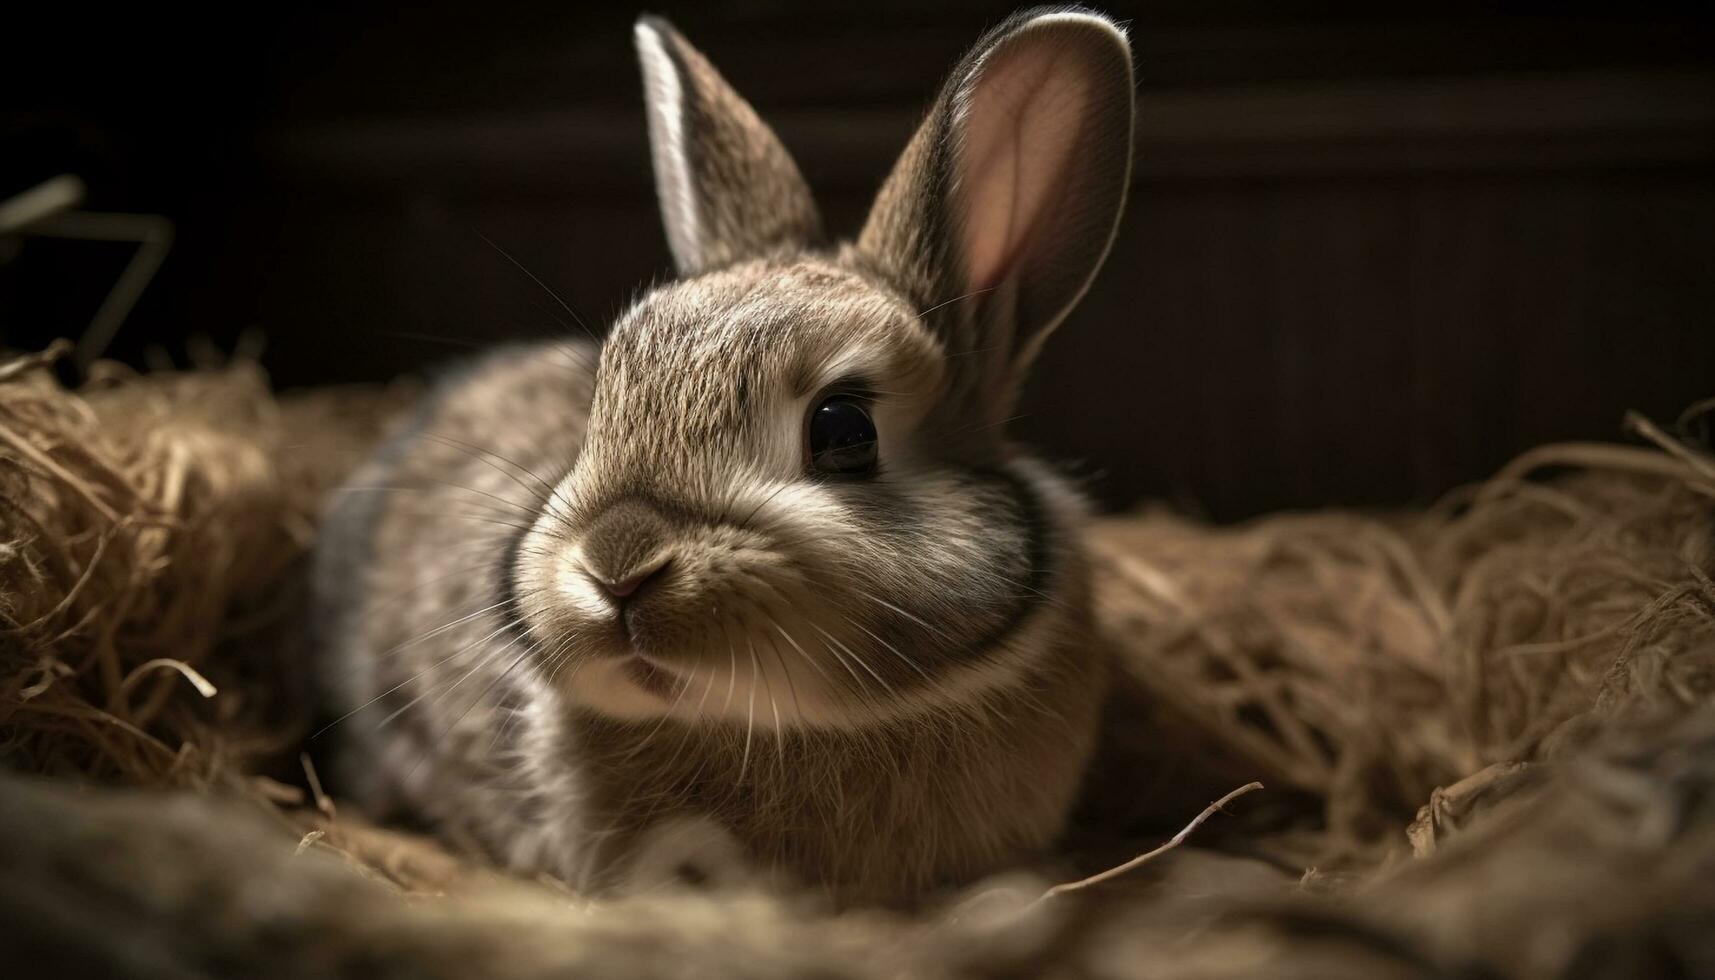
<box><xmin>255</xmin><ymin>69</ymin><xmax>1715</xmax><ymax>195</ymax></box>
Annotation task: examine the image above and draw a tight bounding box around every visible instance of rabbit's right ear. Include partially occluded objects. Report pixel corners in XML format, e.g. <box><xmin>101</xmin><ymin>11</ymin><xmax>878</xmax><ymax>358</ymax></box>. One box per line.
<box><xmin>858</xmin><ymin>8</ymin><xmax>1134</xmax><ymax>416</ymax></box>
<box><xmin>634</xmin><ymin>16</ymin><xmax>823</xmax><ymax>276</ymax></box>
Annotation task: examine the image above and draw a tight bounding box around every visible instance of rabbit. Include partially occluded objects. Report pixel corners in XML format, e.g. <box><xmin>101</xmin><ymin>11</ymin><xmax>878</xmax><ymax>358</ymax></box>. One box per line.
<box><xmin>313</xmin><ymin>6</ymin><xmax>1136</xmax><ymax>907</ymax></box>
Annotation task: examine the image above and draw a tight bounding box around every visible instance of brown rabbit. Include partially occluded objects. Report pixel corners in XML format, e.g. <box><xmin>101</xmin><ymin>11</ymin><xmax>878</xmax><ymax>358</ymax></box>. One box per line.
<box><xmin>314</xmin><ymin>6</ymin><xmax>1135</xmax><ymax>906</ymax></box>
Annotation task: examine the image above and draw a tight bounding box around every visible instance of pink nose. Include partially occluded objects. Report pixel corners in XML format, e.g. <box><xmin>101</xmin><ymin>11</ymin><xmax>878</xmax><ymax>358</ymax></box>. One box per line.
<box><xmin>597</xmin><ymin>560</ymin><xmax>667</xmax><ymax>602</ymax></box>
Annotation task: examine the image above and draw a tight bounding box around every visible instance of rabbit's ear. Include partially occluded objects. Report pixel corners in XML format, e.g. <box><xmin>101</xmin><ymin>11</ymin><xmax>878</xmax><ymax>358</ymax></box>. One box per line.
<box><xmin>858</xmin><ymin>8</ymin><xmax>1133</xmax><ymax>403</ymax></box>
<box><xmin>635</xmin><ymin>16</ymin><xmax>823</xmax><ymax>275</ymax></box>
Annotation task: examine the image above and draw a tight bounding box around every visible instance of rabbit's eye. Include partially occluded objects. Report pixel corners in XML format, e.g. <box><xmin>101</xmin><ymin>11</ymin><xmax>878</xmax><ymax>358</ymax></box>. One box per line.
<box><xmin>808</xmin><ymin>396</ymin><xmax>878</xmax><ymax>476</ymax></box>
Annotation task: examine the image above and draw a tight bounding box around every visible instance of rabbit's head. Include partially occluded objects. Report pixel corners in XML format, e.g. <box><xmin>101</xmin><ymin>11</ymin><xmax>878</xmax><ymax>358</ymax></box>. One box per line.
<box><xmin>513</xmin><ymin>8</ymin><xmax>1134</xmax><ymax>727</ymax></box>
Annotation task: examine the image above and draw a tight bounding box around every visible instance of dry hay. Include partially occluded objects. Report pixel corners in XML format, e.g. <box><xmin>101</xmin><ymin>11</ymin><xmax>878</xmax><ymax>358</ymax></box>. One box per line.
<box><xmin>1086</xmin><ymin>409</ymin><xmax>1715</xmax><ymax>869</ymax></box>
<box><xmin>0</xmin><ymin>340</ymin><xmax>409</xmax><ymax>792</ymax></box>
<box><xmin>2</xmin><ymin>340</ymin><xmax>1713</xmax><ymax>976</ymax></box>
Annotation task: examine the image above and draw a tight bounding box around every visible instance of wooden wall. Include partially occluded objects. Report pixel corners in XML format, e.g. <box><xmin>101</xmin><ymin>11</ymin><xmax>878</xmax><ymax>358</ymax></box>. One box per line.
<box><xmin>4</xmin><ymin>2</ymin><xmax>1713</xmax><ymax>517</ymax></box>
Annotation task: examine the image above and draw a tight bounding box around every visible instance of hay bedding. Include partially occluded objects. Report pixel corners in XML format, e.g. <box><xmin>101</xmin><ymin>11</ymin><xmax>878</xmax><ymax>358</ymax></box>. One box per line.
<box><xmin>2</xmin><ymin>341</ymin><xmax>1714</xmax><ymax>978</ymax></box>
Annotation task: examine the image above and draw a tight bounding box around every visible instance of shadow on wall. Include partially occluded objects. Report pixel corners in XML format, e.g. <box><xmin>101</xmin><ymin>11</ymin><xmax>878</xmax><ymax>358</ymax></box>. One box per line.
<box><xmin>3</xmin><ymin>1</ymin><xmax>1713</xmax><ymax>518</ymax></box>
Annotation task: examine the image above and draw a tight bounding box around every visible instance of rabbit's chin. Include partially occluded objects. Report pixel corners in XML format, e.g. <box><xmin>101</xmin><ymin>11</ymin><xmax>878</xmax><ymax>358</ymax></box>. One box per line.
<box><xmin>550</xmin><ymin>616</ymin><xmax>867</xmax><ymax>728</ymax></box>
<box><xmin>547</xmin><ymin>608</ymin><xmax>1049</xmax><ymax>732</ymax></box>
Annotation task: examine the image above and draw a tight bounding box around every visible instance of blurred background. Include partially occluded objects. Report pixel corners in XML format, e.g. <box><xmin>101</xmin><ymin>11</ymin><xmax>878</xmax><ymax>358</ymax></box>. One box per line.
<box><xmin>3</xmin><ymin>1</ymin><xmax>1712</xmax><ymax>519</ymax></box>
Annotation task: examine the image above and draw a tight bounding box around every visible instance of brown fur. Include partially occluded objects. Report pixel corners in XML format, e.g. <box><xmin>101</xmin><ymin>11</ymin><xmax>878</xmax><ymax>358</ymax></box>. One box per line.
<box><xmin>314</xmin><ymin>7</ymin><xmax>1135</xmax><ymax>906</ymax></box>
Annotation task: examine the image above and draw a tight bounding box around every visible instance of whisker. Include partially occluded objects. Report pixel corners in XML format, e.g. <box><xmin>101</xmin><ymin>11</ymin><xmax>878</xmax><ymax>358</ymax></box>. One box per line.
<box><xmin>616</xmin><ymin>674</ymin><xmax>689</xmax><ymax>764</ymax></box>
<box><xmin>489</xmin><ymin>628</ymin><xmax>583</xmax><ymax>754</ymax></box>
<box><xmin>692</xmin><ymin>655</ymin><xmax>719</xmax><ymax>720</ymax></box>
<box><xmin>476</xmin><ymin>230</ymin><xmax>599</xmax><ymax>342</ymax></box>
<box><xmin>734</xmin><ymin>480</ymin><xmax>795</xmax><ymax>532</ymax></box>
<box><xmin>750</xmin><ymin>638</ymin><xmax>786</xmax><ymax>762</ymax></box>
<box><xmin>334</xmin><ymin>480</ymin><xmax>539</xmax><ymax>518</ymax></box>
<box><xmin>811</xmin><ymin>620</ymin><xmax>903</xmax><ymax>697</ymax></box>
<box><xmin>793</xmin><ymin>620</ymin><xmax>876</xmax><ymax>707</ymax></box>
<box><xmin>723</xmin><ymin>639</ymin><xmax>740</xmax><ymax>716</ymax></box>
<box><xmin>375</xmin><ymin>617</ymin><xmax>528</xmax><ymax>729</ymax></box>
<box><xmin>761</xmin><ymin>628</ymin><xmax>806</xmax><ymax>727</ymax></box>
<box><xmin>837</xmin><ymin>614</ymin><xmax>933</xmax><ymax>683</ymax></box>
<box><xmin>738</xmin><ymin>642</ymin><xmax>759</xmax><ymax>784</ymax></box>
<box><xmin>860</xmin><ymin>589</ymin><xmax>952</xmax><ymax>640</ymax></box>
<box><xmin>401</xmin><ymin>634</ymin><xmax>539</xmax><ymax>786</ymax></box>
<box><xmin>419</xmin><ymin>432</ymin><xmax>556</xmax><ymax>503</ymax></box>
<box><xmin>398</xmin><ymin>508</ymin><xmax>539</xmax><ymax>534</ymax></box>
<box><xmin>915</xmin><ymin>285</ymin><xmax>996</xmax><ymax>320</ymax></box>
<box><xmin>321</xmin><ymin>596</ymin><xmax>517</xmax><ymax>694</ymax></box>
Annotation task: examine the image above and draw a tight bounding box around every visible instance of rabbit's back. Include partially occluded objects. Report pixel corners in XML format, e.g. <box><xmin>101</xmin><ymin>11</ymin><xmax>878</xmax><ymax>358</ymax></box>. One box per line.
<box><xmin>313</xmin><ymin>340</ymin><xmax>599</xmax><ymax>876</ymax></box>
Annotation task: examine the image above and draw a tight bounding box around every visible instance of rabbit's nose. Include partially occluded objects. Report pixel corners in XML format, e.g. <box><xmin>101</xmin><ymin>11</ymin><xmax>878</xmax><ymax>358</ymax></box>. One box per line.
<box><xmin>595</xmin><ymin>557</ymin><xmax>669</xmax><ymax>603</ymax></box>
<box><xmin>580</xmin><ymin>499</ymin><xmax>674</xmax><ymax>605</ymax></box>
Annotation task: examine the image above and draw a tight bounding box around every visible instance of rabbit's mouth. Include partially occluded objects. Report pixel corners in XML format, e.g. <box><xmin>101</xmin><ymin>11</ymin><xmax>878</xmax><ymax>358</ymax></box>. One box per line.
<box><xmin>620</xmin><ymin>655</ymin><xmax>679</xmax><ymax>700</ymax></box>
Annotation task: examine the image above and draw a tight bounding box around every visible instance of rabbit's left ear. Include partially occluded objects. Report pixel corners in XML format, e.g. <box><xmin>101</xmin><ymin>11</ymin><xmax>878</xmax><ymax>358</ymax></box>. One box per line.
<box><xmin>859</xmin><ymin>8</ymin><xmax>1134</xmax><ymax>404</ymax></box>
<box><xmin>634</xmin><ymin>16</ymin><xmax>823</xmax><ymax>276</ymax></box>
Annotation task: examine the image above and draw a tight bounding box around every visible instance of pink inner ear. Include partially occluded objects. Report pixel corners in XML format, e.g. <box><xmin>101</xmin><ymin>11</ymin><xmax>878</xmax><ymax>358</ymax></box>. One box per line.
<box><xmin>958</xmin><ymin>41</ymin><xmax>1092</xmax><ymax>290</ymax></box>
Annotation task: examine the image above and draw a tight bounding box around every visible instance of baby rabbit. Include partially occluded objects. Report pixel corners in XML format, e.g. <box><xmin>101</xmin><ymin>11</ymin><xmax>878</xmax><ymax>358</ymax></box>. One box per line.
<box><xmin>314</xmin><ymin>6</ymin><xmax>1135</xmax><ymax>906</ymax></box>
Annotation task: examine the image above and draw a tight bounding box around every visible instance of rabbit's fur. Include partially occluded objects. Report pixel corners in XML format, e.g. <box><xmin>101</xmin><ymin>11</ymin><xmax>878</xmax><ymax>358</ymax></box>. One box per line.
<box><xmin>316</xmin><ymin>7</ymin><xmax>1135</xmax><ymax>905</ymax></box>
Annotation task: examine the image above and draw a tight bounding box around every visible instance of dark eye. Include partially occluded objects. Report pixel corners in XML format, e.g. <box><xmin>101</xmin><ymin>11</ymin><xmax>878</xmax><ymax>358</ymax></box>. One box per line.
<box><xmin>808</xmin><ymin>396</ymin><xmax>878</xmax><ymax>475</ymax></box>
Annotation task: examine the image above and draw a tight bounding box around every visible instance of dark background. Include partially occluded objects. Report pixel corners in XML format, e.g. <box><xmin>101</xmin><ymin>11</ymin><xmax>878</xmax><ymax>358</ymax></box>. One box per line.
<box><xmin>3</xmin><ymin>1</ymin><xmax>1712</xmax><ymax>519</ymax></box>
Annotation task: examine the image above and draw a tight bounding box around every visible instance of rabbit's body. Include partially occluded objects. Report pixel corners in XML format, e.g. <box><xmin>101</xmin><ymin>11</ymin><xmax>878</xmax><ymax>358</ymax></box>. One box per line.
<box><xmin>317</xmin><ymin>342</ymin><xmax>598</xmax><ymax>878</ymax></box>
<box><xmin>319</xmin><ymin>333</ymin><xmax>1103</xmax><ymax>901</ymax></box>
<box><xmin>317</xmin><ymin>8</ymin><xmax>1136</xmax><ymax>905</ymax></box>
